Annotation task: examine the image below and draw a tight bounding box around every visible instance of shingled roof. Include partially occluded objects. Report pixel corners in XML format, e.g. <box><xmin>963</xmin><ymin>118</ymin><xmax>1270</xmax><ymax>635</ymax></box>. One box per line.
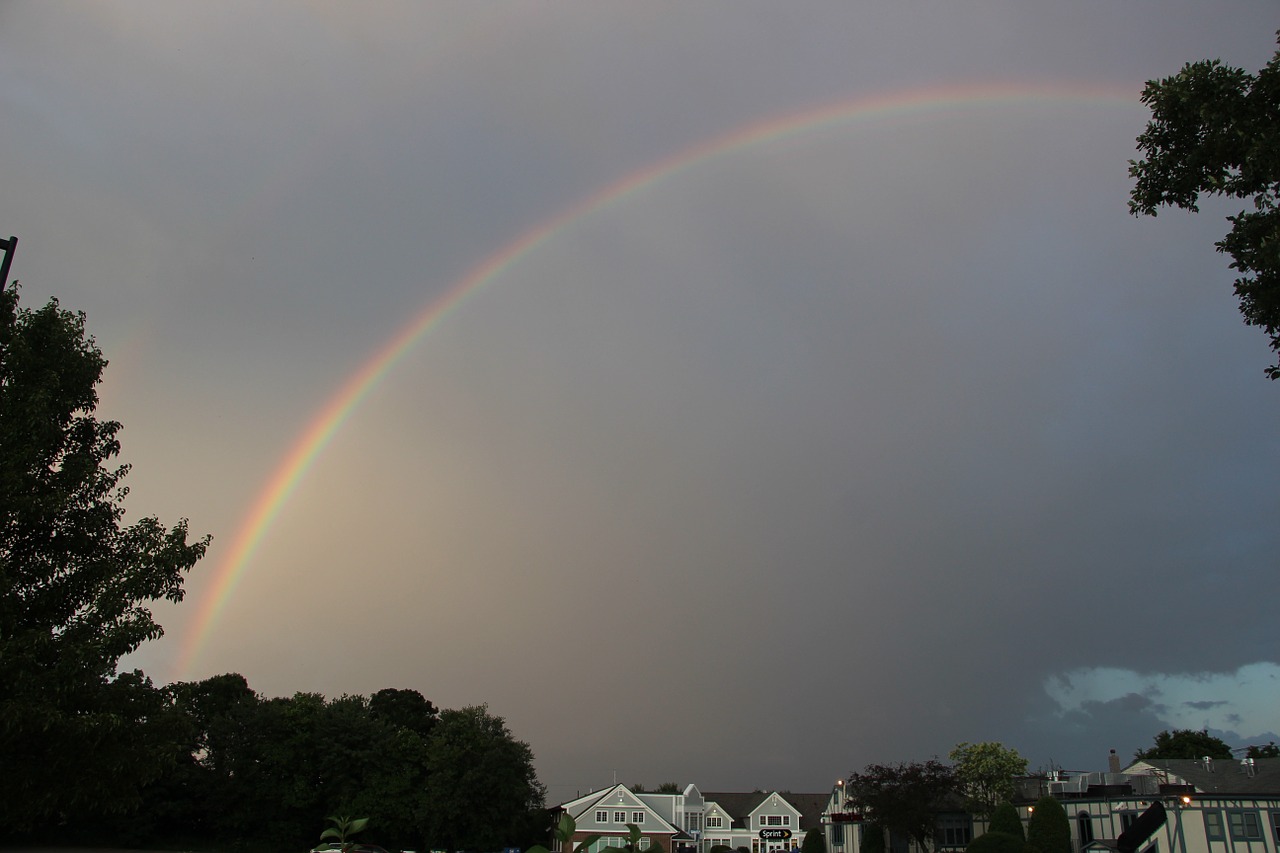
<box><xmin>784</xmin><ymin>793</ymin><xmax>832</xmax><ymax>831</ymax></box>
<box><xmin>1127</xmin><ymin>757</ymin><xmax>1280</xmax><ymax>796</ymax></box>
<box><xmin>702</xmin><ymin>792</ymin><xmax>830</xmax><ymax>832</ymax></box>
<box><xmin>702</xmin><ymin>792</ymin><xmax>768</xmax><ymax>828</ymax></box>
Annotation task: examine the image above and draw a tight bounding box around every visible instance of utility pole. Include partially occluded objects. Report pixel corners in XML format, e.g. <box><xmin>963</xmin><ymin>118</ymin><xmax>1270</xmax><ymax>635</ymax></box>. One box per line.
<box><xmin>0</xmin><ymin>236</ymin><xmax>15</xmax><ymax>291</ymax></box>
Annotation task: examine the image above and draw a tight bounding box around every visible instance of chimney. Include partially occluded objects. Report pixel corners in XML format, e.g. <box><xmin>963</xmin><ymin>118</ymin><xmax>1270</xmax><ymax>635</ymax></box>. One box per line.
<box><xmin>1109</xmin><ymin>749</ymin><xmax>1122</xmax><ymax>773</ymax></box>
<box><xmin>1203</xmin><ymin>756</ymin><xmax>1213</xmax><ymax>773</ymax></box>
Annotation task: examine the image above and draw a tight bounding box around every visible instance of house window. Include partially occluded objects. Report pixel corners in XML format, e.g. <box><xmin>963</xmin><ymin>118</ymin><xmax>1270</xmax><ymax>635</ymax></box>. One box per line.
<box><xmin>1270</xmin><ymin>812</ymin><xmax>1280</xmax><ymax>843</ymax></box>
<box><xmin>597</xmin><ymin>811</ymin><xmax>609</xmax><ymax>824</ymax></box>
<box><xmin>633</xmin><ymin>812</ymin><xmax>646</xmax><ymax>824</ymax></box>
<box><xmin>1119</xmin><ymin>813</ymin><xmax>1138</xmax><ymax>833</ymax></box>
<box><xmin>783</xmin><ymin>816</ymin><xmax>791</xmax><ymax>827</ymax></box>
<box><xmin>639</xmin><ymin>840</ymin><xmax>650</xmax><ymax>850</ymax></box>
<box><xmin>766</xmin><ymin>816</ymin><xmax>784</xmax><ymax>826</ymax></box>
<box><xmin>1204</xmin><ymin>811</ymin><xmax>1223</xmax><ymax>841</ymax></box>
<box><xmin>1077</xmin><ymin>812</ymin><xmax>1094</xmax><ymax>849</ymax></box>
<box><xmin>615</xmin><ymin>811</ymin><xmax>627</xmax><ymax>823</ymax></box>
<box><xmin>935</xmin><ymin>814</ymin><xmax>972</xmax><ymax>849</ymax></box>
<box><xmin>708</xmin><ymin>816</ymin><xmax>723</xmax><ymax>829</ymax></box>
<box><xmin>1228</xmin><ymin>811</ymin><xmax>1262</xmax><ymax>840</ymax></box>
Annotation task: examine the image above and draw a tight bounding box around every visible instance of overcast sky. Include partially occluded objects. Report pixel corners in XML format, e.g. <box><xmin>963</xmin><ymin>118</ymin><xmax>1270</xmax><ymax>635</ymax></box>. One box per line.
<box><xmin>4</xmin><ymin>2</ymin><xmax>1279</xmax><ymax>803</ymax></box>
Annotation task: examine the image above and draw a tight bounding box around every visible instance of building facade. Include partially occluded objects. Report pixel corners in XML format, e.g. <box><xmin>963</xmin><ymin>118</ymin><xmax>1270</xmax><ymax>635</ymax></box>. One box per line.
<box><xmin>1013</xmin><ymin>758</ymin><xmax>1280</xmax><ymax>853</ymax></box>
<box><xmin>559</xmin><ymin>758</ymin><xmax>1280</xmax><ymax>853</ymax></box>
<box><xmin>556</xmin><ymin>785</ymin><xmax>827</xmax><ymax>853</ymax></box>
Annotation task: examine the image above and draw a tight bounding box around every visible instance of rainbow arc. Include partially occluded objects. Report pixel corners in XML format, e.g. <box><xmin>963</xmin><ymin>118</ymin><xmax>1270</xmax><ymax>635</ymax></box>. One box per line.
<box><xmin>176</xmin><ymin>80</ymin><xmax>1141</xmax><ymax>678</ymax></box>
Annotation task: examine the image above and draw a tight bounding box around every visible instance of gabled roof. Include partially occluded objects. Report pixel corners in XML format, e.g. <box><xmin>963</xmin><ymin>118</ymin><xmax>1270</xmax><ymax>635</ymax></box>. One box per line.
<box><xmin>562</xmin><ymin>784</ymin><xmax>634</xmax><ymax>818</ymax></box>
<box><xmin>702</xmin><ymin>792</ymin><xmax>829</xmax><ymax>832</ymax></box>
<box><xmin>1125</xmin><ymin>758</ymin><xmax>1280</xmax><ymax>796</ymax></box>
<box><xmin>702</xmin><ymin>792</ymin><xmax>770</xmax><ymax>826</ymax></box>
<box><xmin>563</xmin><ymin>785</ymin><xmax>681</xmax><ymax>835</ymax></box>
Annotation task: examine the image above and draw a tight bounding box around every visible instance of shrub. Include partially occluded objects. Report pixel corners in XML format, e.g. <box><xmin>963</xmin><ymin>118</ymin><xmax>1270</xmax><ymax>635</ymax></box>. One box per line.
<box><xmin>1026</xmin><ymin>797</ymin><xmax>1070</xmax><ymax>853</ymax></box>
<box><xmin>803</xmin><ymin>828</ymin><xmax>827</xmax><ymax>853</ymax></box>
<box><xmin>990</xmin><ymin>803</ymin><xmax>1024</xmax><ymax>842</ymax></box>
<box><xmin>967</xmin><ymin>833</ymin><xmax>1024</xmax><ymax>853</ymax></box>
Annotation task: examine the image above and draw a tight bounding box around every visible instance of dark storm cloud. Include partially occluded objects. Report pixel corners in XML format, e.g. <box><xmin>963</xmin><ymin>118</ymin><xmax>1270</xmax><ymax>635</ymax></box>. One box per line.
<box><xmin>1185</xmin><ymin>701</ymin><xmax>1230</xmax><ymax>711</ymax></box>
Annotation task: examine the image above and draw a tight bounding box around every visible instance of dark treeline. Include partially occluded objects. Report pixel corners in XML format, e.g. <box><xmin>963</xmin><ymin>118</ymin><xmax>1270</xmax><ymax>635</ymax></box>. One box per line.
<box><xmin>22</xmin><ymin>673</ymin><xmax>548</xmax><ymax>852</ymax></box>
<box><xmin>0</xmin><ymin>284</ymin><xmax>546</xmax><ymax>852</ymax></box>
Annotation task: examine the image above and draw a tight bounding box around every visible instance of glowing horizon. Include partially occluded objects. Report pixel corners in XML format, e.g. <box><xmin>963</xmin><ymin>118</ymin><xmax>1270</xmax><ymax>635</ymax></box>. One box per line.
<box><xmin>174</xmin><ymin>79</ymin><xmax>1141</xmax><ymax>680</ymax></box>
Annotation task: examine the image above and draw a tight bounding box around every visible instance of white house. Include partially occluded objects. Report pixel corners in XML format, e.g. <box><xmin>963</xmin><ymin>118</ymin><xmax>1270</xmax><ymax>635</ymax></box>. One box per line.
<box><xmin>818</xmin><ymin>757</ymin><xmax>1280</xmax><ymax>853</ymax></box>
<box><xmin>1010</xmin><ymin>757</ymin><xmax>1280</xmax><ymax>853</ymax></box>
<box><xmin>556</xmin><ymin>785</ymin><xmax>827</xmax><ymax>853</ymax></box>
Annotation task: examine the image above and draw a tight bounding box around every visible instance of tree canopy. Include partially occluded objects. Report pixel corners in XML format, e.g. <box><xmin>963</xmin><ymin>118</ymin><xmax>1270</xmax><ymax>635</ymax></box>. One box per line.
<box><xmin>0</xmin><ymin>285</ymin><xmax>209</xmax><ymax>826</ymax></box>
<box><xmin>860</xmin><ymin>823</ymin><xmax>886</xmax><ymax>853</ymax></box>
<box><xmin>949</xmin><ymin>742</ymin><xmax>1028</xmax><ymax>819</ymax></box>
<box><xmin>845</xmin><ymin>760</ymin><xmax>955</xmax><ymax>853</ymax></box>
<box><xmin>0</xmin><ymin>281</ymin><xmax>548</xmax><ymax>851</ymax></box>
<box><xmin>1133</xmin><ymin>729</ymin><xmax>1233</xmax><ymax>761</ymax></box>
<box><xmin>421</xmin><ymin>704</ymin><xmax>547</xmax><ymax>852</ymax></box>
<box><xmin>1246</xmin><ymin>741</ymin><xmax>1279</xmax><ymax>759</ymax></box>
<box><xmin>1129</xmin><ymin>34</ymin><xmax>1280</xmax><ymax>377</ymax></box>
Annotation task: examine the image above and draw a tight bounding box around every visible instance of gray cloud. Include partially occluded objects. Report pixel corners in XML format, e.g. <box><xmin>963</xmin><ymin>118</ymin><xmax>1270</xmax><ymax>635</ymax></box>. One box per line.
<box><xmin>3</xmin><ymin>0</ymin><xmax>1279</xmax><ymax>803</ymax></box>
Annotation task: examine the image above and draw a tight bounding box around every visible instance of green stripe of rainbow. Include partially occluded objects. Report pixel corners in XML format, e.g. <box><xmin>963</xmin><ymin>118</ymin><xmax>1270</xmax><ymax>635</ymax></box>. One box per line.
<box><xmin>174</xmin><ymin>80</ymin><xmax>1141</xmax><ymax>679</ymax></box>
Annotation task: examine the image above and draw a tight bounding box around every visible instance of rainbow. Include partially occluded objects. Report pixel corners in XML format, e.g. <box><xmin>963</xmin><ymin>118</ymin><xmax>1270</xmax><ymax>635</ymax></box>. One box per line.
<box><xmin>174</xmin><ymin>80</ymin><xmax>1141</xmax><ymax>678</ymax></box>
